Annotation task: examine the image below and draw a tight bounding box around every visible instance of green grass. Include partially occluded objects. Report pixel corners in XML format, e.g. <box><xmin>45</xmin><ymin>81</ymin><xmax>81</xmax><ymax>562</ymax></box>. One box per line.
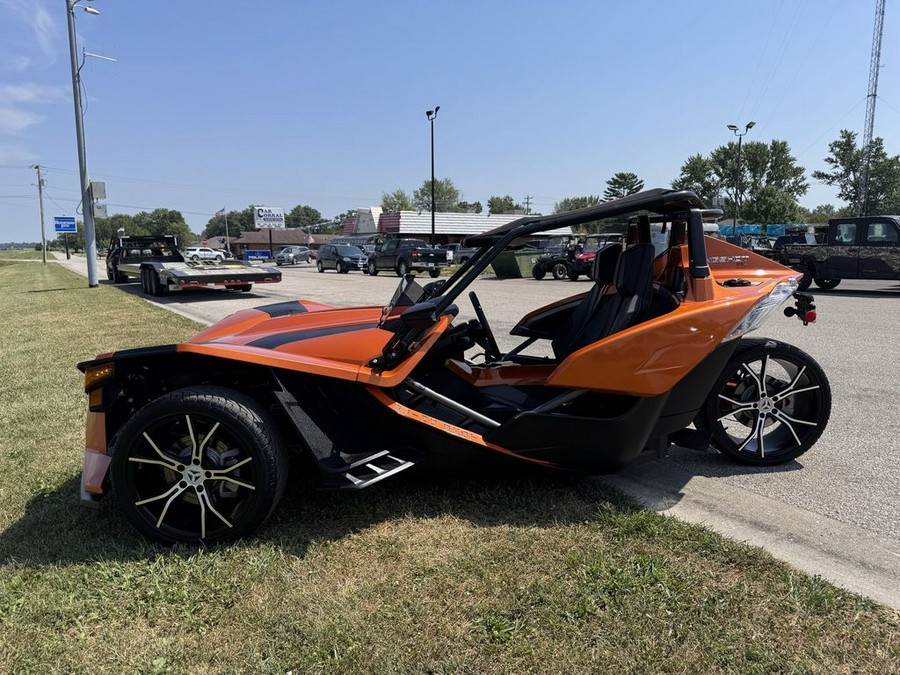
<box><xmin>1</xmin><ymin>260</ymin><xmax>898</xmax><ymax>674</ymax></box>
<box><xmin>0</xmin><ymin>249</ymin><xmax>43</xmax><ymax>260</ymax></box>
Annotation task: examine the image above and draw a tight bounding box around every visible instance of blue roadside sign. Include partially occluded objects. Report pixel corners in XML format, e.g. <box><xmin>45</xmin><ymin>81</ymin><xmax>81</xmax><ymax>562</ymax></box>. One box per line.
<box><xmin>245</xmin><ymin>249</ymin><xmax>271</xmax><ymax>261</ymax></box>
<box><xmin>54</xmin><ymin>216</ymin><xmax>77</xmax><ymax>233</ymax></box>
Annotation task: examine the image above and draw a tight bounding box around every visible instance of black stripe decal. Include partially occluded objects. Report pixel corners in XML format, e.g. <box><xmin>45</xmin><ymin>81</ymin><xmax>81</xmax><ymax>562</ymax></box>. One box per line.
<box><xmin>255</xmin><ymin>301</ymin><xmax>308</xmax><ymax>318</ymax></box>
<box><xmin>246</xmin><ymin>323</ymin><xmax>376</xmax><ymax>349</ymax></box>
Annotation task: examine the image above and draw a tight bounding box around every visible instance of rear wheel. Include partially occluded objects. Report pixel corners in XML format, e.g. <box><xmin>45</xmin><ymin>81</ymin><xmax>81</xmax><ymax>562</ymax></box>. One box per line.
<box><xmin>698</xmin><ymin>338</ymin><xmax>831</xmax><ymax>465</ymax></box>
<box><xmin>552</xmin><ymin>262</ymin><xmax>568</xmax><ymax>281</ymax></box>
<box><xmin>568</xmin><ymin>269</ymin><xmax>580</xmax><ymax>281</ymax></box>
<box><xmin>368</xmin><ymin>260</ymin><xmax>379</xmax><ymax>276</ymax></box>
<box><xmin>397</xmin><ymin>260</ymin><xmax>409</xmax><ymax>277</ymax></box>
<box><xmin>110</xmin><ymin>386</ymin><xmax>289</xmax><ymax>545</ymax></box>
<box><xmin>316</xmin><ymin>261</ymin><xmax>324</xmax><ymax>273</ymax></box>
<box><xmin>429</xmin><ymin>268</ymin><xmax>440</xmax><ymax>278</ymax></box>
<box><xmin>336</xmin><ymin>261</ymin><xmax>345</xmax><ymax>274</ymax></box>
<box><xmin>237</xmin><ymin>284</ymin><xmax>252</xmax><ymax>292</ymax></box>
<box><xmin>814</xmin><ymin>278</ymin><xmax>841</xmax><ymax>289</ymax></box>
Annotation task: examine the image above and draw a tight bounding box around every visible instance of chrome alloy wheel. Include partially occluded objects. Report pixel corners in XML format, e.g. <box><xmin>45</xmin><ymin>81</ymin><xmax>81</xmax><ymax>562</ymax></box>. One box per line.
<box><xmin>702</xmin><ymin>339</ymin><xmax>831</xmax><ymax>465</ymax></box>
<box><xmin>112</xmin><ymin>386</ymin><xmax>287</xmax><ymax>544</ymax></box>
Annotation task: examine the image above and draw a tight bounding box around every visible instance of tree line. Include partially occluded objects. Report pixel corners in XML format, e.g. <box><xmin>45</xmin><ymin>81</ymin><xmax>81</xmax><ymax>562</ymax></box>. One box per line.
<box><xmin>50</xmin><ymin>129</ymin><xmax>900</xmax><ymax>250</ymax></box>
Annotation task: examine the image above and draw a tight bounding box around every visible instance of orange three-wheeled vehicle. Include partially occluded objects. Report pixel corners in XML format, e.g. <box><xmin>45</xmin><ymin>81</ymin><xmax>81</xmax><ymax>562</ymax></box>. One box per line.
<box><xmin>78</xmin><ymin>189</ymin><xmax>830</xmax><ymax>544</ymax></box>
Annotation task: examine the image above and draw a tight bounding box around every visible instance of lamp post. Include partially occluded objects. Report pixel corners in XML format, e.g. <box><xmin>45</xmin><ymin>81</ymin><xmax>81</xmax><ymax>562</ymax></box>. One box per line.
<box><xmin>66</xmin><ymin>0</ymin><xmax>101</xmax><ymax>287</ymax></box>
<box><xmin>425</xmin><ymin>106</ymin><xmax>440</xmax><ymax>245</ymax></box>
<box><xmin>727</xmin><ymin>121</ymin><xmax>755</xmax><ymax>236</ymax></box>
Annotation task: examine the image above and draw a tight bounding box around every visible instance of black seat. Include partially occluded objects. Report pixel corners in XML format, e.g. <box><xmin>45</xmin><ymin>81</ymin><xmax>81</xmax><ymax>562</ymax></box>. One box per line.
<box><xmin>553</xmin><ymin>243</ymin><xmax>655</xmax><ymax>360</ymax></box>
<box><xmin>551</xmin><ymin>243</ymin><xmax>621</xmax><ymax>358</ymax></box>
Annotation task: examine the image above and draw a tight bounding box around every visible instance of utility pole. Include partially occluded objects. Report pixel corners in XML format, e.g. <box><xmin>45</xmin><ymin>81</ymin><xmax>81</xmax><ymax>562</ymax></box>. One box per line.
<box><xmin>32</xmin><ymin>164</ymin><xmax>47</xmax><ymax>265</ymax></box>
<box><xmin>859</xmin><ymin>0</ymin><xmax>887</xmax><ymax>216</ymax></box>
<box><xmin>66</xmin><ymin>0</ymin><xmax>100</xmax><ymax>287</ymax></box>
<box><xmin>523</xmin><ymin>195</ymin><xmax>533</xmax><ymax>215</ymax></box>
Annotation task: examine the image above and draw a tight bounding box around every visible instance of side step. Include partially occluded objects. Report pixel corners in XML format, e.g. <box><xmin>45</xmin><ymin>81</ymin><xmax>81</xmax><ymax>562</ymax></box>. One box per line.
<box><xmin>318</xmin><ymin>450</ymin><xmax>416</xmax><ymax>490</ymax></box>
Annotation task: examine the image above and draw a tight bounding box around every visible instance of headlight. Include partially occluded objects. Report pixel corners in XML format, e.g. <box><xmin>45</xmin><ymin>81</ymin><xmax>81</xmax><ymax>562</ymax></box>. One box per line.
<box><xmin>341</xmin><ymin>257</ymin><xmax>350</xmax><ymax>262</ymax></box>
<box><xmin>724</xmin><ymin>279</ymin><xmax>799</xmax><ymax>341</ymax></box>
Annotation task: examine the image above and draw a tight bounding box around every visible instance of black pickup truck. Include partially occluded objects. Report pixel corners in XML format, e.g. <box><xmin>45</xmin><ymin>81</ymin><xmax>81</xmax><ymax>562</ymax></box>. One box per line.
<box><xmin>779</xmin><ymin>216</ymin><xmax>900</xmax><ymax>290</ymax></box>
<box><xmin>366</xmin><ymin>238</ymin><xmax>450</xmax><ymax>277</ymax></box>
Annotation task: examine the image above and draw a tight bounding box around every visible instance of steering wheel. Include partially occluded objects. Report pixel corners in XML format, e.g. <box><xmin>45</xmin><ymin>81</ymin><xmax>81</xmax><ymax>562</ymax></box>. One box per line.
<box><xmin>468</xmin><ymin>291</ymin><xmax>502</xmax><ymax>362</ymax></box>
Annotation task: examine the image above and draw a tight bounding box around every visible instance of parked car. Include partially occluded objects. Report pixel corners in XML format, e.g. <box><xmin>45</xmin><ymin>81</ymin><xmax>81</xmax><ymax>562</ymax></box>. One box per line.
<box><xmin>184</xmin><ymin>246</ymin><xmax>225</xmax><ymax>262</ymax></box>
<box><xmin>316</xmin><ymin>244</ymin><xmax>368</xmax><ymax>273</ymax></box>
<box><xmin>275</xmin><ymin>245</ymin><xmax>311</xmax><ymax>266</ymax></box>
<box><xmin>214</xmin><ymin>248</ymin><xmax>235</xmax><ymax>260</ymax></box>
<box><xmin>366</xmin><ymin>238</ymin><xmax>450</xmax><ymax>277</ymax></box>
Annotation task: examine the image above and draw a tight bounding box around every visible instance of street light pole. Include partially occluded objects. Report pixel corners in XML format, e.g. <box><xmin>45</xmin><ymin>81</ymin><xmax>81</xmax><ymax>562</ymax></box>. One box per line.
<box><xmin>727</xmin><ymin>121</ymin><xmax>755</xmax><ymax>237</ymax></box>
<box><xmin>426</xmin><ymin>106</ymin><xmax>440</xmax><ymax>245</ymax></box>
<box><xmin>66</xmin><ymin>0</ymin><xmax>100</xmax><ymax>287</ymax></box>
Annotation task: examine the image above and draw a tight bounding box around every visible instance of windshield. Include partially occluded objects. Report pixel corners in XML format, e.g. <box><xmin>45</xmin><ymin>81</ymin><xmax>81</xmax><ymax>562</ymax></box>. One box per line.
<box><xmin>335</xmin><ymin>245</ymin><xmax>364</xmax><ymax>256</ymax></box>
<box><xmin>380</xmin><ymin>275</ymin><xmax>426</xmax><ymax>326</ymax></box>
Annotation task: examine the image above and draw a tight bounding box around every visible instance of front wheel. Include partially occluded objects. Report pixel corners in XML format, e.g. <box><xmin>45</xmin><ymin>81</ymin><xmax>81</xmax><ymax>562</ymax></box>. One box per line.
<box><xmin>814</xmin><ymin>278</ymin><xmax>841</xmax><ymax>289</ymax></box>
<box><xmin>429</xmin><ymin>268</ymin><xmax>440</xmax><ymax>278</ymax></box>
<box><xmin>697</xmin><ymin>338</ymin><xmax>831</xmax><ymax>465</ymax></box>
<box><xmin>532</xmin><ymin>265</ymin><xmax>546</xmax><ymax>280</ymax></box>
<box><xmin>110</xmin><ymin>386</ymin><xmax>289</xmax><ymax>545</ymax></box>
<box><xmin>316</xmin><ymin>261</ymin><xmax>324</xmax><ymax>273</ymax></box>
<box><xmin>336</xmin><ymin>261</ymin><xmax>345</xmax><ymax>274</ymax></box>
<box><xmin>552</xmin><ymin>262</ymin><xmax>568</xmax><ymax>281</ymax></box>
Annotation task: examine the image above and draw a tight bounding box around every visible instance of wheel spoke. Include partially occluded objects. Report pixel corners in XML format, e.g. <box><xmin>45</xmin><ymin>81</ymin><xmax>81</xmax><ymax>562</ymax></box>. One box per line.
<box><xmin>717</xmin><ymin>405</ymin><xmax>755</xmax><ymax>422</ymax></box>
<box><xmin>774</xmin><ymin>384</ymin><xmax>820</xmax><ymax>402</ymax></box>
<box><xmin>771</xmin><ymin>409</ymin><xmax>817</xmax><ymax>427</ymax></box>
<box><xmin>185</xmin><ymin>414</ymin><xmax>198</xmax><ymax>464</ymax></box>
<box><xmin>772</xmin><ymin>365</ymin><xmax>809</xmax><ymax>401</ymax></box>
<box><xmin>735</xmin><ymin>413</ymin><xmax>764</xmax><ymax>453</ymax></box>
<box><xmin>197</xmin><ymin>489</ymin><xmax>232</xmax><ymax>539</ymax></box>
<box><xmin>771</xmin><ymin>409</ymin><xmax>803</xmax><ymax>446</ymax></box>
<box><xmin>757</xmin><ymin>416</ymin><xmax>766</xmax><ymax>458</ymax></box>
<box><xmin>206</xmin><ymin>476</ymin><xmax>256</xmax><ymax>491</ymax></box>
<box><xmin>135</xmin><ymin>481</ymin><xmax>183</xmax><ymax>506</ymax></box>
<box><xmin>198</xmin><ymin>421</ymin><xmax>220</xmax><ymax>457</ymax></box>
<box><xmin>740</xmin><ymin>362</ymin><xmax>763</xmax><ymax>396</ymax></box>
<box><xmin>717</xmin><ymin>393</ymin><xmax>748</xmax><ymax>407</ymax></box>
<box><xmin>759</xmin><ymin>355</ymin><xmax>770</xmax><ymax>397</ymax></box>
<box><xmin>208</xmin><ymin>456</ymin><xmax>252</xmax><ymax>476</ymax></box>
<box><xmin>142</xmin><ymin>432</ymin><xmax>179</xmax><ymax>469</ymax></box>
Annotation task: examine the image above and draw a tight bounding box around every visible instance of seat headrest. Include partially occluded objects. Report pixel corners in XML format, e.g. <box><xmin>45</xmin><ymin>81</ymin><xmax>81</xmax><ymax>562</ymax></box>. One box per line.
<box><xmin>613</xmin><ymin>243</ymin><xmax>655</xmax><ymax>297</ymax></box>
<box><xmin>591</xmin><ymin>243</ymin><xmax>622</xmax><ymax>285</ymax></box>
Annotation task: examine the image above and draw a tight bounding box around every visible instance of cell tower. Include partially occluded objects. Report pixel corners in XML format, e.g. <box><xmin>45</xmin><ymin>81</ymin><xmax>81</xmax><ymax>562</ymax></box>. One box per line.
<box><xmin>859</xmin><ymin>0</ymin><xmax>887</xmax><ymax>216</ymax></box>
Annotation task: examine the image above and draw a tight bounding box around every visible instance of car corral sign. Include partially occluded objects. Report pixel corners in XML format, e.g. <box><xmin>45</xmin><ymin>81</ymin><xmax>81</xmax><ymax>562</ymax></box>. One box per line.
<box><xmin>254</xmin><ymin>206</ymin><xmax>285</xmax><ymax>229</ymax></box>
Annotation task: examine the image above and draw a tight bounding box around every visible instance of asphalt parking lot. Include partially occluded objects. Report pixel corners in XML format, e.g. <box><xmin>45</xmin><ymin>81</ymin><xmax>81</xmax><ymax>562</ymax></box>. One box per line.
<box><xmin>58</xmin><ymin>255</ymin><xmax>900</xmax><ymax>606</ymax></box>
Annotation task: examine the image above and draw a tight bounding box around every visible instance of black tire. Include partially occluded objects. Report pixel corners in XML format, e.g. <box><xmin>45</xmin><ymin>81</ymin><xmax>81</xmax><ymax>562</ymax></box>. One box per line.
<box><xmin>110</xmin><ymin>265</ymin><xmax>127</xmax><ymax>284</ymax></box>
<box><xmin>276</xmin><ymin>262</ymin><xmax>283</xmax><ymax>267</ymax></box>
<box><xmin>191</xmin><ymin>255</ymin><xmax>200</xmax><ymax>262</ymax></box>
<box><xmin>532</xmin><ymin>265</ymin><xmax>546</xmax><ymax>280</ymax></box>
<box><xmin>238</xmin><ymin>284</ymin><xmax>252</xmax><ymax>292</ymax></box>
<box><xmin>316</xmin><ymin>261</ymin><xmax>324</xmax><ymax>273</ymax></box>
<box><xmin>107</xmin><ymin>267</ymin><xmax>115</xmax><ymax>282</ymax></box>
<box><xmin>697</xmin><ymin>338</ymin><xmax>831</xmax><ymax>465</ymax></box>
<box><xmin>794</xmin><ymin>266</ymin><xmax>813</xmax><ymax>291</ymax></box>
<box><xmin>215</xmin><ymin>255</ymin><xmax>224</xmax><ymax>263</ymax></box>
<box><xmin>814</xmin><ymin>278</ymin><xmax>841</xmax><ymax>289</ymax></box>
<box><xmin>552</xmin><ymin>262</ymin><xmax>568</xmax><ymax>281</ymax></box>
<box><xmin>368</xmin><ymin>260</ymin><xmax>379</xmax><ymax>276</ymax></box>
<box><xmin>148</xmin><ymin>270</ymin><xmax>160</xmax><ymax>296</ymax></box>
<box><xmin>428</xmin><ymin>268</ymin><xmax>440</xmax><ymax>278</ymax></box>
<box><xmin>140</xmin><ymin>268</ymin><xmax>150</xmax><ymax>294</ymax></box>
<box><xmin>336</xmin><ymin>261</ymin><xmax>345</xmax><ymax>274</ymax></box>
<box><xmin>110</xmin><ymin>386</ymin><xmax>289</xmax><ymax>545</ymax></box>
<box><xmin>397</xmin><ymin>260</ymin><xmax>409</xmax><ymax>277</ymax></box>
<box><xmin>568</xmin><ymin>270</ymin><xmax>580</xmax><ymax>281</ymax></box>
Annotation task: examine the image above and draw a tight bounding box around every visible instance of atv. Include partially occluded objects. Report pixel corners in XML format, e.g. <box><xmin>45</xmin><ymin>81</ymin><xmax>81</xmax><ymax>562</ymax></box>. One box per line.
<box><xmin>78</xmin><ymin>189</ymin><xmax>830</xmax><ymax>544</ymax></box>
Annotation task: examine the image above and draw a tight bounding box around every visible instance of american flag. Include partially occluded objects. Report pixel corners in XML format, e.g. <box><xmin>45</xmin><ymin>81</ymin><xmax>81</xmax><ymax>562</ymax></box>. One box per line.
<box><xmin>214</xmin><ymin>207</ymin><xmax>226</xmax><ymax>217</ymax></box>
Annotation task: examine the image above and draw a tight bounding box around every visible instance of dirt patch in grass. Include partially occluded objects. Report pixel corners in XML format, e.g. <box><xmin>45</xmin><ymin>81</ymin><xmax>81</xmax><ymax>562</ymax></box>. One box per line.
<box><xmin>0</xmin><ymin>261</ymin><xmax>898</xmax><ymax>674</ymax></box>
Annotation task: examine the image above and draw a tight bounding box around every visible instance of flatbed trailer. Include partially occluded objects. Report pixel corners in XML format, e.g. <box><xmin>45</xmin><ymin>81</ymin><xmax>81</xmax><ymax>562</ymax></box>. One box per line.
<box><xmin>106</xmin><ymin>235</ymin><xmax>281</xmax><ymax>297</ymax></box>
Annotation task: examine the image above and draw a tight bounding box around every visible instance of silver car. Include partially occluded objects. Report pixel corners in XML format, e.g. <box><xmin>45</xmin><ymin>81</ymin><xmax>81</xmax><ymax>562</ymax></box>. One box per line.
<box><xmin>275</xmin><ymin>245</ymin><xmax>311</xmax><ymax>266</ymax></box>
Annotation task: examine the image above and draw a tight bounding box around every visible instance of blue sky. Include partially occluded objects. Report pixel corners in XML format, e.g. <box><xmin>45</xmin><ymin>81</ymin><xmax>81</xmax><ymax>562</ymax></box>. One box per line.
<box><xmin>1</xmin><ymin>0</ymin><xmax>898</xmax><ymax>241</ymax></box>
